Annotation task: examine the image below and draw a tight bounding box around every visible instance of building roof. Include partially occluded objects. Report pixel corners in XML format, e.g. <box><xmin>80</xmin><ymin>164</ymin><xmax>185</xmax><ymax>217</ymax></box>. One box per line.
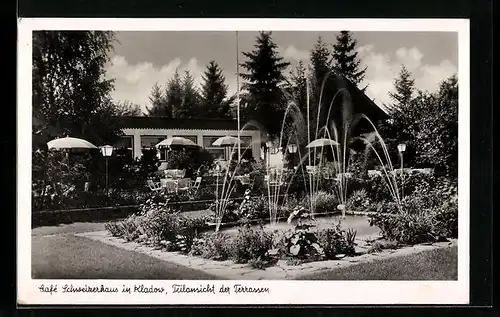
<box><xmin>341</xmin><ymin>77</ymin><xmax>390</xmax><ymax>121</ymax></box>
<box><xmin>116</xmin><ymin>116</ymin><xmax>259</xmax><ymax>131</ymax></box>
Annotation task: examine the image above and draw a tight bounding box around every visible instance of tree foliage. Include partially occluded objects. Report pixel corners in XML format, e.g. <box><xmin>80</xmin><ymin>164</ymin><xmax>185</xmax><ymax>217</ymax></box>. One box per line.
<box><xmin>32</xmin><ymin>31</ymin><xmax>122</xmax><ymax>145</ymax></box>
<box><xmin>288</xmin><ymin>61</ymin><xmax>308</xmax><ymax>113</ymax></box>
<box><xmin>240</xmin><ymin>31</ymin><xmax>290</xmax><ymax>138</ymax></box>
<box><xmin>114</xmin><ymin>100</ymin><xmax>144</xmax><ymax>116</ymax></box>
<box><xmin>388</xmin><ymin>65</ymin><xmax>416</xmax><ymax>111</ymax></box>
<box><xmin>200</xmin><ymin>60</ymin><xmax>234</xmax><ymax>118</ymax></box>
<box><xmin>166</xmin><ymin>70</ymin><xmax>185</xmax><ymax>118</ymax></box>
<box><xmin>146</xmin><ymin>83</ymin><xmax>169</xmax><ymax>117</ymax></box>
<box><xmin>178</xmin><ymin>70</ymin><xmax>202</xmax><ymax>119</ymax></box>
<box><xmin>331</xmin><ymin>31</ymin><xmax>367</xmax><ymax>91</ymax></box>
<box><xmin>379</xmin><ymin>73</ymin><xmax>458</xmax><ymax>178</ymax></box>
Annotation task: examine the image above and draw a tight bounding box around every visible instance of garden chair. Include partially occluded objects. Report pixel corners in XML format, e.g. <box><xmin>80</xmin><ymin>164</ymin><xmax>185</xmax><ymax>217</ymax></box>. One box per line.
<box><xmin>239</xmin><ymin>175</ymin><xmax>251</xmax><ymax>186</ymax></box>
<box><xmin>165</xmin><ymin>180</ymin><xmax>179</xmax><ymax>194</ymax></box>
<box><xmin>192</xmin><ymin>176</ymin><xmax>202</xmax><ymax>191</ymax></box>
<box><xmin>146</xmin><ymin>179</ymin><xmax>162</xmax><ymax>192</ymax></box>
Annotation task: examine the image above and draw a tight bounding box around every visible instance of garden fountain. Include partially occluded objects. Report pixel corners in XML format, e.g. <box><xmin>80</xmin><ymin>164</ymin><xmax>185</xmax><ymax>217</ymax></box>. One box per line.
<box><xmin>213</xmin><ymin>70</ymin><xmax>404</xmax><ymax>232</ymax></box>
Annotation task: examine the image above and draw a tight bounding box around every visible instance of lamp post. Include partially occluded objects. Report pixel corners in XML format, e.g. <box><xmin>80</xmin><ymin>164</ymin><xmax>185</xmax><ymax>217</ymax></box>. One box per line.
<box><xmin>397</xmin><ymin>143</ymin><xmax>406</xmax><ymax>199</ymax></box>
<box><xmin>265</xmin><ymin>141</ymin><xmax>273</xmax><ymax>168</ymax></box>
<box><xmin>287</xmin><ymin>144</ymin><xmax>298</xmax><ymax>169</ymax></box>
<box><xmin>101</xmin><ymin>145</ymin><xmax>114</xmax><ymax>206</ymax></box>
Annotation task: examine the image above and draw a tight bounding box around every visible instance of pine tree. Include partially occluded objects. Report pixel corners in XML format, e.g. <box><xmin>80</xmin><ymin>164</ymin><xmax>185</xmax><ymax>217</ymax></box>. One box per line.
<box><xmin>240</xmin><ymin>31</ymin><xmax>290</xmax><ymax>137</ymax></box>
<box><xmin>331</xmin><ymin>31</ymin><xmax>368</xmax><ymax>91</ymax></box>
<box><xmin>388</xmin><ymin>65</ymin><xmax>415</xmax><ymax>111</ymax></box>
<box><xmin>178</xmin><ymin>70</ymin><xmax>201</xmax><ymax>119</ymax></box>
<box><xmin>146</xmin><ymin>83</ymin><xmax>168</xmax><ymax>116</ymax></box>
<box><xmin>289</xmin><ymin>61</ymin><xmax>308</xmax><ymax>113</ymax></box>
<box><xmin>166</xmin><ymin>70</ymin><xmax>184</xmax><ymax>119</ymax></box>
<box><xmin>200</xmin><ymin>60</ymin><xmax>232</xmax><ymax>118</ymax></box>
<box><xmin>309</xmin><ymin>36</ymin><xmax>339</xmax><ymax>138</ymax></box>
<box><xmin>310</xmin><ymin>36</ymin><xmax>332</xmax><ymax>89</ymax></box>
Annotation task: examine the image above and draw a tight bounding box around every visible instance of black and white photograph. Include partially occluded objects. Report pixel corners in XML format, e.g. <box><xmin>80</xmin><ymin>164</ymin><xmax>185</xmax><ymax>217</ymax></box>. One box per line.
<box><xmin>18</xmin><ymin>18</ymin><xmax>469</xmax><ymax>305</ymax></box>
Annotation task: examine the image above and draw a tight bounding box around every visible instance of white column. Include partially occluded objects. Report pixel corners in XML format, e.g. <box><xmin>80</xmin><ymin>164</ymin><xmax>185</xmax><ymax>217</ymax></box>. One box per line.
<box><xmin>196</xmin><ymin>131</ymin><xmax>204</xmax><ymax>147</ymax></box>
<box><xmin>252</xmin><ymin>131</ymin><xmax>261</xmax><ymax>161</ymax></box>
<box><xmin>133</xmin><ymin>132</ymin><xmax>142</xmax><ymax>159</ymax></box>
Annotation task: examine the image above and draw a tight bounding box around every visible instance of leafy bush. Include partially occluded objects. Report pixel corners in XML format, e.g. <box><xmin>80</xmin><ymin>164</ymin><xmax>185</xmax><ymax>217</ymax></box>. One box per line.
<box><xmin>193</xmin><ymin>186</ymin><xmax>216</xmax><ymax>201</ymax></box>
<box><xmin>369</xmin><ymin>182</ymin><xmax>458</xmax><ymax>245</ymax></box>
<box><xmin>306</xmin><ymin>191</ymin><xmax>338</xmax><ymax>215</ymax></box>
<box><xmin>189</xmin><ymin>232</ymin><xmax>232</xmax><ymax>261</ymax></box>
<box><xmin>166</xmin><ymin>148</ymin><xmax>214</xmax><ymax>178</ymax></box>
<box><xmin>208</xmin><ymin>199</ymin><xmax>241</xmax><ymax>223</ymax></box>
<box><xmin>346</xmin><ymin>189</ymin><xmax>370</xmax><ymax>211</ymax></box>
<box><xmin>139</xmin><ymin>207</ymin><xmax>184</xmax><ymax>244</ymax></box>
<box><xmin>104</xmin><ymin>221</ymin><xmax>124</xmax><ymax>237</ymax></box>
<box><xmin>433</xmin><ymin>198</ymin><xmax>458</xmax><ymax>238</ymax></box>
<box><xmin>237</xmin><ymin>193</ymin><xmax>271</xmax><ymax>221</ymax></box>
<box><xmin>366</xmin><ymin>173</ymin><xmax>398</xmax><ymax>203</ymax></box>
<box><xmin>367</xmin><ymin>239</ymin><xmax>400</xmax><ymax>253</ymax></box>
<box><xmin>230</xmin><ymin>224</ymin><xmax>274</xmax><ymax>264</ymax></box>
<box><xmin>117</xmin><ymin>214</ymin><xmax>143</xmax><ymax>242</ymax></box>
<box><xmin>281</xmin><ymin>223</ymin><xmax>324</xmax><ymax>261</ymax></box>
<box><xmin>316</xmin><ymin>223</ymin><xmax>356</xmax><ymax>258</ymax></box>
<box><xmin>369</xmin><ymin>210</ymin><xmax>442</xmax><ymax>245</ymax></box>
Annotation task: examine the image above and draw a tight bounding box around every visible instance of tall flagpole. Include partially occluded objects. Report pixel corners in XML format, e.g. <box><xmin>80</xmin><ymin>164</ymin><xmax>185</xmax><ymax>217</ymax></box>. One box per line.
<box><xmin>236</xmin><ymin>31</ymin><xmax>241</xmax><ymax>162</ymax></box>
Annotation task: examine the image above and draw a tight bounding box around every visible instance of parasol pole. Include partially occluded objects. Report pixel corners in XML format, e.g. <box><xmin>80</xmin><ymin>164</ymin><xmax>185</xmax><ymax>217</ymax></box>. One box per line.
<box><xmin>236</xmin><ymin>31</ymin><xmax>241</xmax><ymax>162</ymax></box>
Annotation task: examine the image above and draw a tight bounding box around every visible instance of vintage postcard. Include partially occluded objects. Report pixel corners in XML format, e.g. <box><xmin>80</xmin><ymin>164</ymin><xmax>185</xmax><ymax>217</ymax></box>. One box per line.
<box><xmin>18</xmin><ymin>18</ymin><xmax>469</xmax><ymax>305</ymax></box>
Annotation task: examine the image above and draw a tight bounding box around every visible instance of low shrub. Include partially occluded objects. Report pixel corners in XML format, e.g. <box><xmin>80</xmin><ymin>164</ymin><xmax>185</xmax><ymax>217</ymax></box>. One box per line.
<box><xmin>280</xmin><ymin>223</ymin><xmax>324</xmax><ymax>262</ymax></box>
<box><xmin>367</xmin><ymin>239</ymin><xmax>401</xmax><ymax>253</ymax></box>
<box><xmin>118</xmin><ymin>214</ymin><xmax>143</xmax><ymax>242</ymax></box>
<box><xmin>189</xmin><ymin>232</ymin><xmax>232</xmax><ymax>261</ymax></box>
<box><xmin>369</xmin><ymin>210</ymin><xmax>445</xmax><ymax>245</ymax></box>
<box><xmin>230</xmin><ymin>224</ymin><xmax>274</xmax><ymax>264</ymax></box>
<box><xmin>305</xmin><ymin>191</ymin><xmax>338</xmax><ymax>215</ymax></box>
<box><xmin>316</xmin><ymin>223</ymin><xmax>356</xmax><ymax>259</ymax></box>
<box><xmin>433</xmin><ymin>198</ymin><xmax>458</xmax><ymax>238</ymax></box>
<box><xmin>104</xmin><ymin>221</ymin><xmax>124</xmax><ymax>237</ymax></box>
<box><xmin>346</xmin><ymin>189</ymin><xmax>370</xmax><ymax>211</ymax></box>
<box><xmin>138</xmin><ymin>207</ymin><xmax>184</xmax><ymax>244</ymax></box>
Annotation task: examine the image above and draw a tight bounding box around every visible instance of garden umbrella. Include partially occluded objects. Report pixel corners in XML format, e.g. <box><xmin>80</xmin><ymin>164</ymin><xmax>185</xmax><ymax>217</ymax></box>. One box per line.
<box><xmin>46</xmin><ymin>136</ymin><xmax>98</xmax><ymax>174</ymax></box>
<box><xmin>47</xmin><ymin>136</ymin><xmax>98</xmax><ymax>151</ymax></box>
<box><xmin>155</xmin><ymin>137</ymin><xmax>200</xmax><ymax>162</ymax></box>
<box><xmin>305</xmin><ymin>138</ymin><xmax>339</xmax><ymax>149</ymax></box>
<box><xmin>155</xmin><ymin>137</ymin><xmax>200</xmax><ymax>148</ymax></box>
<box><xmin>211</xmin><ymin>135</ymin><xmax>242</xmax><ymax>147</ymax></box>
<box><xmin>212</xmin><ymin>136</ymin><xmax>242</xmax><ymax>161</ymax></box>
<box><xmin>306</xmin><ymin>138</ymin><xmax>340</xmax><ymax>171</ymax></box>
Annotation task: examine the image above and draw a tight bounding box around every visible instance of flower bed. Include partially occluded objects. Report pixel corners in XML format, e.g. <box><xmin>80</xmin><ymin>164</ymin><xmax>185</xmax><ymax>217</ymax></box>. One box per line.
<box><xmin>105</xmin><ymin>209</ymin><xmax>359</xmax><ymax>269</ymax></box>
<box><xmin>102</xmin><ymin>171</ymin><xmax>458</xmax><ymax>271</ymax></box>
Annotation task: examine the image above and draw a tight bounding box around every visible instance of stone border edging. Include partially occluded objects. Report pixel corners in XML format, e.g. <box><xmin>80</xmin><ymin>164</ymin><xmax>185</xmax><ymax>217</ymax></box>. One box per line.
<box><xmin>76</xmin><ymin>231</ymin><xmax>457</xmax><ymax>280</ymax></box>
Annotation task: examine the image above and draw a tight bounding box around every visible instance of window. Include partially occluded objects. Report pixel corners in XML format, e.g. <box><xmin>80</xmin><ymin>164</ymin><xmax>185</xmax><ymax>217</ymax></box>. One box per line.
<box><xmin>207</xmin><ymin>148</ymin><xmax>225</xmax><ymax>160</ymax></box>
<box><xmin>141</xmin><ymin>136</ymin><xmax>166</xmax><ymax>149</ymax></box>
<box><xmin>240</xmin><ymin>136</ymin><xmax>252</xmax><ymax>146</ymax></box>
<box><xmin>203</xmin><ymin>136</ymin><xmax>226</xmax><ymax>160</ymax></box>
<box><xmin>141</xmin><ymin>135</ymin><xmax>165</xmax><ymax>161</ymax></box>
<box><xmin>113</xmin><ymin>136</ymin><xmax>133</xmax><ymax>161</ymax></box>
<box><xmin>202</xmin><ymin>135</ymin><xmax>254</xmax><ymax>160</ymax></box>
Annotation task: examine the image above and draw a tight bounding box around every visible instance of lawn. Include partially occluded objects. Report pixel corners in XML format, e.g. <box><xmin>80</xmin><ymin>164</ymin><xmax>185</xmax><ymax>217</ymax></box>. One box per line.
<box><xmin>32</xmin><ymin>234</ymin><xmax>220</xmax><ymax>279</ymax></box>
<box><xmin>297</xmin><ymin>245</ymin><xmax>458</xmax><ymax>280</ymax></box>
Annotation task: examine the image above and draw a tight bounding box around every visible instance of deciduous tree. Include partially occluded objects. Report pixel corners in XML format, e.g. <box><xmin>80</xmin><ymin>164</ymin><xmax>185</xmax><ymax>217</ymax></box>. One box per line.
<box><xmin>32</xmin><ymin>31</ymin><xmax>121</xmax><ymax>144</ymax></box>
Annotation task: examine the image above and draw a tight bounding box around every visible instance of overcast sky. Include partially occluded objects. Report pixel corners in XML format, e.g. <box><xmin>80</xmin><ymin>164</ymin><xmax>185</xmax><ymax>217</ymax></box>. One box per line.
<box><xmin>106</xmin><ymin>31</ymin><xmax>458</xmax><ymax>112</ymax></box>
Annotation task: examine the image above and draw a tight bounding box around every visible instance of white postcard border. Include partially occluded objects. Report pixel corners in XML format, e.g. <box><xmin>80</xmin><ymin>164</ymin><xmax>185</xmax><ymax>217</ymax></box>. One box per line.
<box><xmin>17</xmin><ymin>18</ymin><xmax>470</xmax><ymax>305</ymax></box>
